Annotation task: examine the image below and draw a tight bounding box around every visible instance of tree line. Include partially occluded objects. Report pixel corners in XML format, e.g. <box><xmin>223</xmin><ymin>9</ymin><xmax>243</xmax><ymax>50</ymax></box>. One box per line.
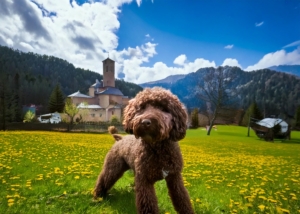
<box><xmin>0</xmin><ymin>45</ymin><xmax>142</xmax><ymax>128</ymax></box>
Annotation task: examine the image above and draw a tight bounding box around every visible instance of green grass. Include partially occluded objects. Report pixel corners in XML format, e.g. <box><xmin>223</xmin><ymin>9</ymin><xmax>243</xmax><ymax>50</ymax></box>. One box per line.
<box><xmin>0</xmin><ymin>127</ymin><xmax>299</xmax><ymax>213</ymax></box>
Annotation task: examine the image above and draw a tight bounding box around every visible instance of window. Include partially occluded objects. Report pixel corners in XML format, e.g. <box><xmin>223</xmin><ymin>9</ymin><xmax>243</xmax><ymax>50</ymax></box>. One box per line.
<box><xmin>112</xmin><ymin>111</ymin><xmax>114</xmax><ymax>115</ymax></box>
<box><xmin>106</xmin><ymin>66</ymin><xmax>108</xmax><ymax>72</ymax></box>
<box><xmin>91</xmin><ymin>114</ymin><xmax>95</xmax><ymax>117</ymax></box>
<box><xmin>99</xmin><ymin>114</ymin><xmax>102</xmax><ymax>117</ymax></box>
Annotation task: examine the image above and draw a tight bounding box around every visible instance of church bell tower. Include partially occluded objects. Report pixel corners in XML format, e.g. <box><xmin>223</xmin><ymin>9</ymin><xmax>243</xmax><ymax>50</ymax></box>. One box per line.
<box><xmin>102</xmin><ymin>58</ymin><xmax>115</xmax><ymax>87</ymax></box>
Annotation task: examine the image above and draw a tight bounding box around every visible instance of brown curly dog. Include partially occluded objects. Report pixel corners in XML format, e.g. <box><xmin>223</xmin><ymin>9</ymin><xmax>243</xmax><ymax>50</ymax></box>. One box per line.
<box><xmin>94</xmin><ymin>87</ymin><xmax>194</xmax><ymax>214</ymax></box>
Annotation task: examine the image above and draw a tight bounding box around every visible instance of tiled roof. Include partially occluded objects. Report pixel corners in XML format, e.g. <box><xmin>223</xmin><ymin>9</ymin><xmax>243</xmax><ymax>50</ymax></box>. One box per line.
<box><xmin>96</xmin><ymin>87</ymin><xmax>124</xmax><ymax>96</ymax></box>
<box><xmin>68</xmin><ymin>91</ymin><xmax>92</xmax><ymax>98</ymax></box>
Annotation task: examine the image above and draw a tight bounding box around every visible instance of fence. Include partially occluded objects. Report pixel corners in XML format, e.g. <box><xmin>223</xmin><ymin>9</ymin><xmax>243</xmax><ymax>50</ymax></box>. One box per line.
<box><xmin>1</xmin><ymin>122</ymin><xmax>125</xmax><ymax>133</ymax></box>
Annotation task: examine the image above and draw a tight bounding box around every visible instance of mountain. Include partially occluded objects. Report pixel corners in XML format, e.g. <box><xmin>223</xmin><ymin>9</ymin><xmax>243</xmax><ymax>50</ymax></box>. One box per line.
<box><xmin>140</xmin><ymin>74</ymin><xmax>185</xmax><ymax>88</ymax></box>
<box><xmin>268</xmin><ymin>65</ymin><xmax>300</xmax><ymax>77</ymax></box>
<box><xmin>0</xmin><ymin>45</ymin><xmax>142</xmax><ymax>117</ymax></box>
<box><xmin>140</xmin><ymin>66</ymin><xmax>300</xmax><ymax>117</ymax></box>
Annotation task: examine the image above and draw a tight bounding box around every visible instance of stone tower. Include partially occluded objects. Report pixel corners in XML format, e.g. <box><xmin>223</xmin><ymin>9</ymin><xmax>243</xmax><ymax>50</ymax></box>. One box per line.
<box><xmin>102</xmin><ymin>58</ymin><xmax>115</xmax><ymax>87</ymax></box>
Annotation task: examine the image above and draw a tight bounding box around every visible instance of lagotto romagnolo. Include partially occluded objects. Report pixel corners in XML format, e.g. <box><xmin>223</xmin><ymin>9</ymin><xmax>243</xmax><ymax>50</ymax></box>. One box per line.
<box><xmin>94</xmin><ymin>87</ymin><xmax>194</xmax><ymax>214</ymax></box>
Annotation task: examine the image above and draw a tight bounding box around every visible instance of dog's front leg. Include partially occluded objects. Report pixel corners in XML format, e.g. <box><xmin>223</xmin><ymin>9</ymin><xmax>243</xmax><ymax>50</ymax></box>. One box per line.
<box><xmin>135</xmin><ymin>174</ymin><xmax>159</xmax><ymax>214</ymax></box>
<box><xmin>165</xmin><ymin>173</ymin><xmax>194</xmax><ymax>214</ymax></box>
<box><xmin>94</xmin><ymin>153</ymin><xmax>129</xmax><ymax>198</ymax></box>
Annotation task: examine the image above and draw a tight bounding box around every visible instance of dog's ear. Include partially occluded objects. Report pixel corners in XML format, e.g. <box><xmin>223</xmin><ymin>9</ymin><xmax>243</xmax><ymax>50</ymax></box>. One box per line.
<box><xmin>168</xmin><ymin>102</ymin><xmax>188</xmax><ymax>141</ymax></box>
<box><xmin>122</xmin><ymin>99</ymin><xmax>135</xmax><ymax>134</ymax></box>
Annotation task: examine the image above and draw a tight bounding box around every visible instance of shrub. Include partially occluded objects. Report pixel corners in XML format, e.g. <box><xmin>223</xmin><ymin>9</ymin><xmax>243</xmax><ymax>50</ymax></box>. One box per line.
<box><xmin>110</xmin><ymin>115</ymin><xmax>119</xmax><ymax>124</ymax></box>
<box><xmin>23</xmin><ymin>110</ymin><xmax>35</xmax><ymax>123</ymax></box>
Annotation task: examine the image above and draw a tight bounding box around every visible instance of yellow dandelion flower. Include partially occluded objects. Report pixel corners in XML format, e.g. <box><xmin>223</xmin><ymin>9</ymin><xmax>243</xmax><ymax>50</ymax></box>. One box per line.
<box><xmin>8</xmin><ymin>199</ymin><xmax>14</xmax><ymax>203</ymax></box>
<box><xmin>258</xmin><ymin>196</ymin><xmax>267</xmax><ymax>200</ymax></box>
<box><xmin>196</xmin><ymin>198</ymin><xmax>200</xmax><ymax>203</ymax></box>
<box><xmin>245</xmin><ymin>203</ymin><xmax>253</xmax><ymax>208</ymax></box>
<box><xmin>281</xmin><ymin>208</ymin><xmax>290</xmax><ymax>214</ymax></box>
<box><xmin>74</xmin><ymin>175</ymin><xmax>80</xmax><ymax>179</ymax></box>
<box><xmin>95</xmin><ymin>197</ymin><xmax>103</xmax><ymax>202</ymax></box>
<box><xmin>258</xmin><ymin>204</ymin><xmax>265</xmax><ymax>211</ymax></box>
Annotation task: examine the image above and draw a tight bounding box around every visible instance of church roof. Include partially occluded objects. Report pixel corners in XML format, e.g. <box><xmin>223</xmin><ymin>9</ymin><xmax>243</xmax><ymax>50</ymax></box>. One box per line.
<box><xmin>91</xmin><ymin>79</ymin><xmax>103</xmax><ymax>88</ymax></box>
<box><xmin>102</xmin><ymin>57</ymin><xmax>115</xmax><ymax>62</ymax></box>
<box><xmin>95</xmin><ymin>87</ymin><xmax>124</xmax><ymax>96</ymax></box>
<box><xmin>68</xmin><ymin>91</ymin><xmax>92</xmax><ymax>98</ymax></box>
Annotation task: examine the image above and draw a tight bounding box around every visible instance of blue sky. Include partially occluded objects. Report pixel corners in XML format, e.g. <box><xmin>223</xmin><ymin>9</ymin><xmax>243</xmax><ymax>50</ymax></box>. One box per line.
<box><xmin>0</xmin><ymin>0</ymin><xmax>299</xmax><ymax>83</ymax></box>
<box><xmin>116</xmin><ymin>0</ymin><xmax>300</xmax><ymax>67</ymax></box>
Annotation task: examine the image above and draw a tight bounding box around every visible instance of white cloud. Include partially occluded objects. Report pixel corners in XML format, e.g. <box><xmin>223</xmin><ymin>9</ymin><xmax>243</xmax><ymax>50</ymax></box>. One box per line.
<box><xmin>221</xmin><ymin>58</ymin><xmax>241</xmax><ymax>68</ymax></box>
<box><xmin>136</xmin><ymin>0</ymin><xmax>142</xmax><ymax>6</ymax></box>
<box><xmin>0</xmin><ymin>0</ymin><xmax>142</xmax><ymax>74</ymax></box>
<box><xmin>0</xmin><ymin>0</ymin><xmax>247</xmax><ymax>85</ymax></box>
<box><xmin>283</xmin><ymin>40</ymin><xmax>300</xmax><ymax>48</ymax></box>
<box><xmin>224</xmin><ymin>44</ymin><xmax>234</xmax><ymax>49</ymax></box>
<box><xmin>245</xmin><ymin>47</ymin><xmax>300</xmax><ymax>71</ymax></box>
<box><xmin>19</xmin><ymin>42</ymin><xmax>34</xmax><ymax>51</ymax></box>
<box><xmin>173</xmin><ymin>54</ymin><xmax>187</xmax><ymax>65</ymax></box>
<box><xmin>255</xmin><ymin>21</ymin><xmax>264</xmax><ymax>27</ymax></box>
<box><xmin>119</xmin><ymin>55</ymin><xmax>216</xmax><ymax>84</ymax></box>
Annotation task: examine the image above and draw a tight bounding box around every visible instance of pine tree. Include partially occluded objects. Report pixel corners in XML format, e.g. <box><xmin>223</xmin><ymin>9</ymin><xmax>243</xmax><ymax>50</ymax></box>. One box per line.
<box><xmin>191</xmin><ymin>108</ymin><xmax>199</xmax><ymax>128</ymax></box>
<box><xmin>252</xmin><ymin>102</ymin><xmax>263</xmax><ymax>120</ymax></box>
<box><xmin>48</xmin><ymin>84</ymin><xmax>65</xmax><ymax>113</ymax></box>
<box><xmin>241</xmin><ymin>101</ymin><xmax>263</xmax><ymax>126</ymax></box>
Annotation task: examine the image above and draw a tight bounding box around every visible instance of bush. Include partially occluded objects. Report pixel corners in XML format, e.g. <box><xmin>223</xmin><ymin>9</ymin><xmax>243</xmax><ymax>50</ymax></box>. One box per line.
<box><xmin>110</xmin><ymin>115</ymin><xmax>119</xmax><ymax>124</ymax></box>
<box><xmin>23</xmin><ymin>111</ymin><xmax>35</xmax><ymax>123</ymax></box>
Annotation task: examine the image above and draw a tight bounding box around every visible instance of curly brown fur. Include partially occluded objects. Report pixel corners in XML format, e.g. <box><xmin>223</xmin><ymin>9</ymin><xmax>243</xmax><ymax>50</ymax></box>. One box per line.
<box><xmin>94</xmin><ymin>87</ymin><xmax>194</xmax><ymax>214</ymax></box>
<box><xmin>108</xmin><ymin>126</ymin><xmax>118</xmax><ymax>134</ymax></box>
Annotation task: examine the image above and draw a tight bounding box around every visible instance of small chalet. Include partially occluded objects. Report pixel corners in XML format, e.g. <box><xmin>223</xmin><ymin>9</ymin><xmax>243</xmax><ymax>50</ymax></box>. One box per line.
<box><xmin>67</xmin><ymin>58</ymin><xmax>129</xmax><ymax>122</ymax></box>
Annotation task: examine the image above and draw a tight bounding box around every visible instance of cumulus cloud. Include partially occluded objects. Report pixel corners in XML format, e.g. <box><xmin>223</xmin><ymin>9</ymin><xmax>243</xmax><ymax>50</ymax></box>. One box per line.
<box><xmin>119</xmin><ymin>55</ymin><xmax>216</xmax><ymax>84</ymax></box>
<box><xmin>224</xmin><ymin>44</ymin><xmax>234</xmax><ymax>49</ymax></box>
<box><xmin>221</xmin><ymin>58</ymin><xmax>241</xmax><ymax>68</ymax></box>
<box><xmin>0</xmin><ymin>0</ymin><xmax>247</xmax><ymax>84</ymax></box>
<box><xmin>173</xmin><ymin>54</ymin><xmax>187</xmax><ymax>65</ymax></box>
<box><xmin>245</xmin><ymin>47</ymin><xmax>300</xmax><ymax>71</ymax></box>
<box><xmin>0</xmin><ymin>0</ymin><xmax>137</xmax><ymax>74</ymax></box>
<box><xmin>255</xmin><ymin>21</ymin><xmax>264</xmax><ymax>27</ymax></box>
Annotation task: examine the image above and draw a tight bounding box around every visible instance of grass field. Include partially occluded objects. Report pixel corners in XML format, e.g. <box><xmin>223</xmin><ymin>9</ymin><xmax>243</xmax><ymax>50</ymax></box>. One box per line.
<box><xmin>0</xmin><ymin>126</ymin><xmax>299</xmax><ymax>214</ymax></box>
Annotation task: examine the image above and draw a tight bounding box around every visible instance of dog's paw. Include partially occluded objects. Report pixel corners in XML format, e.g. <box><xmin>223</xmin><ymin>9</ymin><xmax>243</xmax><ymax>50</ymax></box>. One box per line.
<box><xmin>93</xmin><ymin>189</ymin><xmax>107</xmax><ymax>199</ymax></box>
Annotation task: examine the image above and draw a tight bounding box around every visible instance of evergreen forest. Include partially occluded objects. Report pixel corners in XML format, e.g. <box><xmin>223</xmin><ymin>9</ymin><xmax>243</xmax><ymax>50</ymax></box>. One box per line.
<box><xmin>0</xmin><ymin>45</ymin><xmax>142</xmax><ymax>122</ymax></box>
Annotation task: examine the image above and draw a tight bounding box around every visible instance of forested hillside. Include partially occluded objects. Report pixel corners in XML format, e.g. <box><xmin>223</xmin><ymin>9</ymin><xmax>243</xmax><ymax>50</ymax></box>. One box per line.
<box><xmin>142</xmin><ymin>66</ymin><xmax>300</xmax><ymax>118</ymax></box>
<box><xmin>0</xmin><ymin>46</ymin><xmax>142</xmax><ymax>121</ymax></box>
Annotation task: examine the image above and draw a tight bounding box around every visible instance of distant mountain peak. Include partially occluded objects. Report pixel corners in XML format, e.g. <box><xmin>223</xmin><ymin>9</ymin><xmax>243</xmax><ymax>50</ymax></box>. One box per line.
<box><xmin>139</xmin><ymin>74</ymin><xmax>185</xmax><ymax>88</ymax></box>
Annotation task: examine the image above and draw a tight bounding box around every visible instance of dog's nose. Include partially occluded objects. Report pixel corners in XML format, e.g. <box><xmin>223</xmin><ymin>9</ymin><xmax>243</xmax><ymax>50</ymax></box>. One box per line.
<box><xmin>141</xmin><ymin>119</ymin><xmax>151</xmax><ymax>126</ymax></box>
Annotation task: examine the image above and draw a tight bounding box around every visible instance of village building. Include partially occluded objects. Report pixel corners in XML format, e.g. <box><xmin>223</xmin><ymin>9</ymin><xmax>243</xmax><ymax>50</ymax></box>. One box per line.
<box><xmin>67</xmin><ymin>58</ymin><xmax>129</xmax><ymax>122</ymax></box>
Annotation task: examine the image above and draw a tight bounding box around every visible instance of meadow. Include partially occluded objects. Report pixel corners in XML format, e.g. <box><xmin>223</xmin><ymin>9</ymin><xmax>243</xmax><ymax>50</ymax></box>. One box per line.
<box><xmin>0</xmin><ymin>126</ymin><xmax>299</xmax><ymax>214</ymax></box>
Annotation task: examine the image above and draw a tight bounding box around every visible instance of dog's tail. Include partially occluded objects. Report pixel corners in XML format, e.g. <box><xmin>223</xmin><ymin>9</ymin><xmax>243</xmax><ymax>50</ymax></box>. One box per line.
<box><xmin>108</xmin><ymin>126</ymin><xmax>122</xmax><ymax>141</ymax></box>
